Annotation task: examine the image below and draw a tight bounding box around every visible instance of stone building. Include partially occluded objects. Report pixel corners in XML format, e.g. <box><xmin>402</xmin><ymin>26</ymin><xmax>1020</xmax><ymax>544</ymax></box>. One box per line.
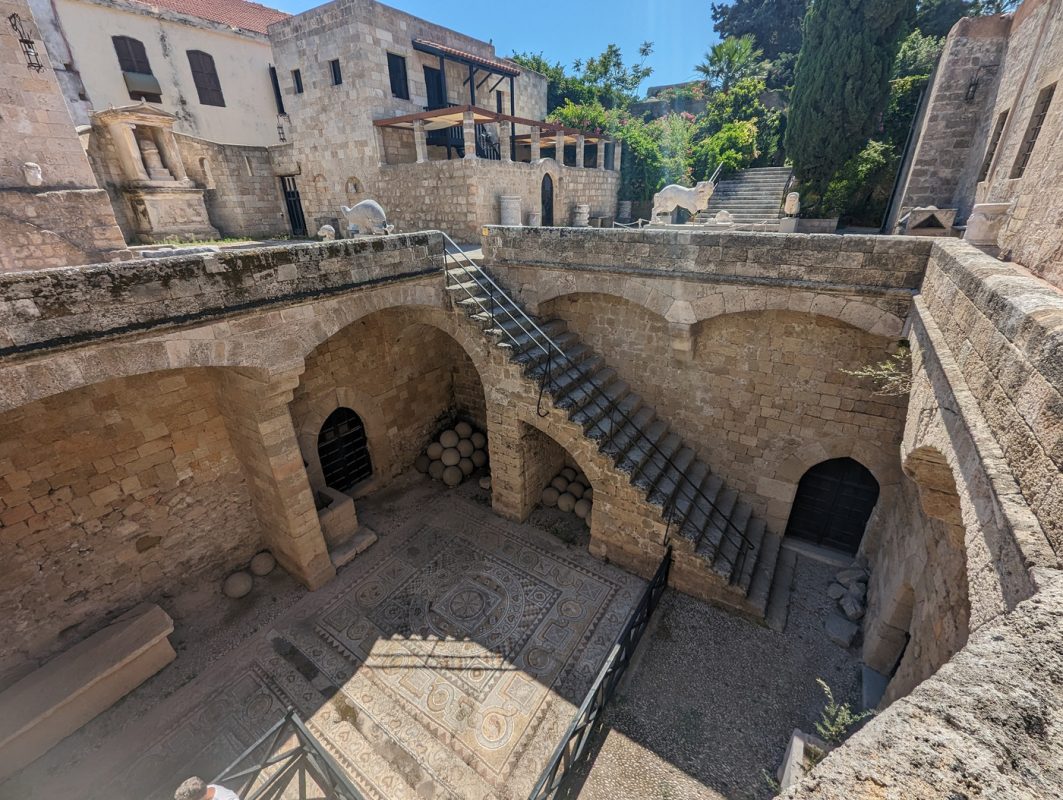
<box><xmin>0</xmin><ymin>0</ymin><xmax>129</xmax><ymax>271</ymax></box>
<box><xmin>0</xmin><ymin>222</ymin><xmax>1059</xmax><ymax>796</ymax></box>
<box><xmin>267</xmin><ymin>0</ymin><xmax>621</xmax><ymax>240</ymax></box>
<box><xmin>891</xmin><ymin>0</ymin><xmax>1063</xmax><ymax>288</ymax></box>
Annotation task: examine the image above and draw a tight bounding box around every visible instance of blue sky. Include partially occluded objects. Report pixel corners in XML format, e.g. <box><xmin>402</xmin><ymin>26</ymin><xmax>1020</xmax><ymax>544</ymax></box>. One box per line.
<box><xmin>269</xmin><ymin>0</ymin><xmax>722</xmax><ymax>92</ymax></box>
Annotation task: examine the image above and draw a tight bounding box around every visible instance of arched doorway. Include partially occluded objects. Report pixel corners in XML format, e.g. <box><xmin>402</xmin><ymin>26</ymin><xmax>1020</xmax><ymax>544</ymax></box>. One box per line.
<box><xmin>541</xmin><ymin>174</ymin><xmax>554</xmax><ymax>226</ymax></box>
<box><xmin>785</xmin><ymin>457</ymin><xmax>879</xmax><ymax>554</ymax></box>
<box><xmin>318</xmin><ymin>407</ymin><xmax>373</xmax><ymax>492</ymax></box>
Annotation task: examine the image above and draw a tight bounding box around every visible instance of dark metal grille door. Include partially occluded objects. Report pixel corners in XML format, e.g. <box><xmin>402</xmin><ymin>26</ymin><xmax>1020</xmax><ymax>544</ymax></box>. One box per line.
<box><xmin>318</xmin><ymin>407</ymin><xmax>372</xmax><ymax>492</ymax></box>
<box><xmin>541</xmin><ymin>174</ymin><xmax>554</xmax><ymax>226</ymax></box>
<box><xmin>281</xmin><ymin>176</ymin><xmax>307</xmax><ymax>237</ymax></box>
<box><xmin>784</xmin><ymin>457</ymin><xmax>879</xmax><ymax>554</ymax></box>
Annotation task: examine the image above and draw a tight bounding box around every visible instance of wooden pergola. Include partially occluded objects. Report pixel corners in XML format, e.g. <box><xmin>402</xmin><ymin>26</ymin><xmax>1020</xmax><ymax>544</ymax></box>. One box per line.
<box><xmin>373</xmin><ymin>105</ymin><xmax>618</xmax><ymax>168</ymax></box>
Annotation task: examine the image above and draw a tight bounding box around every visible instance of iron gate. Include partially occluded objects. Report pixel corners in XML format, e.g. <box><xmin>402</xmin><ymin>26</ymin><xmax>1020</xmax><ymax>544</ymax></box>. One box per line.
<box><xmin>281</xmin><ymin>175</ymin><xmax>307</xmax><ymax>237</ymax></box>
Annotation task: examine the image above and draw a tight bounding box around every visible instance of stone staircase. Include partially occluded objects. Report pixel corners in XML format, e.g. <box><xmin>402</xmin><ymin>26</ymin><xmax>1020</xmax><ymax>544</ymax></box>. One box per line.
<box><xmin>446</xmin><ymin>259</ymin><xmax>788</xmax><ymax>624</ymax></box>
<box><xmin>697</xmin><ymin>166</ymin><xmax>793</xmax><ymax>230</ymax></box>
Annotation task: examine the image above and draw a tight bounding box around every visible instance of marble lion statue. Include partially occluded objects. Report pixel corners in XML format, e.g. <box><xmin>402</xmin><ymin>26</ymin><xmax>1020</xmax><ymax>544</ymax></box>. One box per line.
<box><xmin>340</xmin><ymin>199</ymin><xmax>395</xmax><ymax>236</ymax></box>
<box><xmin>652</xmin><ymin>181</ymin><xmax>715</xmax><ymax>220</ymax></box>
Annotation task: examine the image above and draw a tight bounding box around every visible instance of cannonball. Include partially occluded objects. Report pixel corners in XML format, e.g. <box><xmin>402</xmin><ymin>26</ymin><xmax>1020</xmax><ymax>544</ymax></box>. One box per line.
<box><xmin>442</xmin><ymin>465</ymin><xmax>463</xmax><ymax>486</ymax></box>
<box><xmin>568</xmin><ymin>482</ymin><xmax>586</xmax><ymax>499</ymax></box>
<box><xmin>455</xmin><ymin>421</ymin><xmax>473</xmax><ymax>438</ymax></box>
<box><xmin>471</xmin><ymin>449</ymin><xmax>488</xmax><ymax>467</ymax></box>
<box><xmin>471</xmin><ymin>431</ymin><xmax>487</xmax><ymax>449</ymax></box>
<box><xmin>249</xmin><ymin>551</ymin><xmax>276</xmax><ymax>576</ymax></box>
<box><xmin>584</xmin><ymin>487</ymin><xmax>593</xmax><ymax>502</ymax></box>
<box><xmin>440</xmin><ymin>429</ymin><xmax>460</xmax><ymax>448</ymax></box>
<box><xmin>459</xmin><ymin>457</ymin><xmax>474</xmax><ymax>476</ymax></box>
<box><xmin>541</xmin><ymin>486</ymin><xmax>559</xmax><ymax>506</ymax></box>
<box><xmin>575</xmin><ymin>472</ymin><xmax>588</xmax><ymax>486</ymax></box>
<box><xmin>441</xmin><ymin>447</ymin><xmax>461</xmax><ymax>467</ymax></box>
<box><xmin>415</xmin><ymin>454</ymin><xmax>431</xmax><ymax>473</ymax></box>
<box><xmin>457</xmin><ymin>438</ymin><xmax>475</xmax><ymax>458</ymax></box>
<box><xmin>428</xmin><ymin>459</ymin><xmax>445</xmax><ymax>480</ymax></box>
<box><xmin>560</xmin><ymin>467</ymin><xmax>577</xmax><ymax>481</ymax></box>
<box><xmin>223</xmin><ymin>570</ymin><xmax>253</xmax><ymax>599</ymax></box>
<box><xmin>427</xmin><ymin>442</ymin><xmax>444</xmax><ymax>460</ymax></box>
<box><xmin>574</xmin><ymin>499</ymin><xmax>592</xmax><ymax>519</ymax></box>
<box><xmin>557</xmin><ymin>492</ymin><xmax>576</xmax><ymax>513</ymax></box>
<box><xmin>550</xmin><ymin>476</ymin><xmax>569</xmax><ymax>493</ymax></box>
<box><xmin>479</xmin><ymin>475</ymin><xmax>492</xmax><ymax>490</ymax></box>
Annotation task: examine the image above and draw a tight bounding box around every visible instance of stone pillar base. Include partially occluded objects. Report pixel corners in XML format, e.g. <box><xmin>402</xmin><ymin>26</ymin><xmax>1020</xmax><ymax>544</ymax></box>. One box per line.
<box><xmin>126</xmin><ymin>185</ymin><xmax>219</xmax><ymax>243</ymax></box>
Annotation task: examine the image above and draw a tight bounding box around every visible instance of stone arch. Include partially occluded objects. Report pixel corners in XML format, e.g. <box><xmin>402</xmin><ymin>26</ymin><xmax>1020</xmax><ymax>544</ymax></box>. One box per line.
<box><xmin>784</xmin><ymin>457</ymin><xmax>881</xmax><ymax>554</ymax></box>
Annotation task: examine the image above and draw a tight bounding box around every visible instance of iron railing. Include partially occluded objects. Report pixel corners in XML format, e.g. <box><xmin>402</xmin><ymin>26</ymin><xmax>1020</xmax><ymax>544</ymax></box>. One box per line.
<box><xmin>437</xmin><ymin>231</ymin><xmax>755</xmax><ymax>576</ymax></box>
<box><xmin>212</xmin><ymin>708</ymin><xmax>366</xmax><ymax>800</ymax></box>
<box><xmin>528</xmin><ymin>546</ymin><xmax>673</xmax><ymax>799</ymax></box>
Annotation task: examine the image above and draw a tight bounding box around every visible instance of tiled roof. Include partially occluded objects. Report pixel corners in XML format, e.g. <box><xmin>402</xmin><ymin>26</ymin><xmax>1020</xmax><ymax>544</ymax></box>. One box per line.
<box><xmin>413</xmin><ymin>39</ymin><xmax>521</xmax><ymax>77</ymax></box>
<box><xmin>126</xmin><ymin>0</ymin><xmax>289</xmax><ymax>35</ymax></box>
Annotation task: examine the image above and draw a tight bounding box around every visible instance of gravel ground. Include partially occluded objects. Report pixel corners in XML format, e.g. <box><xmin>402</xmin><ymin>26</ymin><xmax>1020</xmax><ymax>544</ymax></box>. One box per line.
<box><xmin>568</xmin><ymin>556</ymin><xmax>863</xmax><ymax>800</ymax></box>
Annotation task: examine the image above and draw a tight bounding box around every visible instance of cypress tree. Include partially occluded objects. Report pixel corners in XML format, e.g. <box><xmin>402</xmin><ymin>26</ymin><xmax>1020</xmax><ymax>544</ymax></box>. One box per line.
<box><xmin>784</xmin><ymin>0</ymin><xmax>913</xmax><ymax>194</ymax></box>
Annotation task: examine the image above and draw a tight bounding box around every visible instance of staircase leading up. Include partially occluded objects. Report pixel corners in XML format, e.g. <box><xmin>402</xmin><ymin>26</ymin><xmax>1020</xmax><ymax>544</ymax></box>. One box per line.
<box><xmin>444</xmin><ymin>248</ymin><xmax>787</xmax><ymax>623</ymax></box>
<box><xmin>698</xmin><ymin>166</ymin><xmax>793</xmax><ymax>230</ymax></box>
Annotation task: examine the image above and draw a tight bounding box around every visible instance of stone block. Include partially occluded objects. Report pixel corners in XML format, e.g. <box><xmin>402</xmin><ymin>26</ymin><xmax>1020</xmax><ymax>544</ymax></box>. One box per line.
<box><xmin>825</xmin><ymin>612</ymin><xmax>860</xmax><ymax>648</ymax></box>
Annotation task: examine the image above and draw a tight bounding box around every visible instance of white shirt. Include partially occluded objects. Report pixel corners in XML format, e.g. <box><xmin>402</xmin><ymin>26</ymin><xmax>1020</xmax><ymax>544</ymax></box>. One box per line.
<box><xmin>210</xmin><ymin>786</ymin><xmax>241</xmax><ymax>800</ymax></box>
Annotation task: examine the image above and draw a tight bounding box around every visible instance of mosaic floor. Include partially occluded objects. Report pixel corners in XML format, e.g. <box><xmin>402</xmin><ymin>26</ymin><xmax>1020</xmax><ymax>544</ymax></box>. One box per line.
<box><xmin>12</xmin><ymin>479</ymin><xmax>642</xmax><ymax>800</ymax></box>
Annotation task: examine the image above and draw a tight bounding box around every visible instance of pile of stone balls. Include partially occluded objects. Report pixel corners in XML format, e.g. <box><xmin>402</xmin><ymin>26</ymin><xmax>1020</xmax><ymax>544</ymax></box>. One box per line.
<box><xmin>541</xmin><ymin>467</ymin><xmax>593</xmax><ymax>521</ymax></box>
<box><xmin>222</xmin><ymin>550</ymin><xmax>277</xmax><ymax>599</ymax></box>
<box><xmin>414</xmin><ymin>421</ymin><xmax>488</xmax><ymax>487</ymax></box>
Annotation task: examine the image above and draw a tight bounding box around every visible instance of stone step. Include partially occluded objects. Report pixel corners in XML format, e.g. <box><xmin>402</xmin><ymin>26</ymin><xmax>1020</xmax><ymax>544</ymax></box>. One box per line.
<box><xmin>558</xmin><ymin>367</ymin><xmax>616</xmax><ymax>411</ymax></box>
<box><xmin>631</xmin><ymin>432</ymin><xmax>683</xmax><ymax>492</ymax></box>
<box><xmin>616</xmin><ymin>419</ymin><xmax>669</xmax><ymax>474</ymax></box>
<box><xmin>676</xmin><ymin>473</ymin><xmax>724</xmax><ymax>546</ymax></box>
<box><xmin>601</xmin><ymin>406</ymin><xmax>657</xmax><ymax>459</ymax></box>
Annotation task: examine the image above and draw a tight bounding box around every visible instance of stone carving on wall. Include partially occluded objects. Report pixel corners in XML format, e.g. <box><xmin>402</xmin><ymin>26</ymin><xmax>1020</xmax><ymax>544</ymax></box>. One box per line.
<box><xmin>963</xmin><ymin>202</ymin><xmax>1010</xmax><ymax>255</ymax></box>
<box><xmin>22</xmin><ymin>162</ymin><xmax>43</xmax><ymax>187</ymax></box>
<box><xmin>317</xmin><ymin>224</ymin><xmax>336</xmax><ymax>241</ymax></box>
<box><xmin>92</xmin><ymin>104</ymin><xmax>218</xmax><ymax>243</ymax></box>
<box><xmin>784</xmin><ymin>191</ymin><xmax>800</xmax><ymax>217</ymax></box>
<box><xmin>341</xmin><ymin>199</ymin><xmax>393</xmax><ymax>236</ymax></box>
<box><xmin>651</xmin><ymin>181</ymin><xmax>715</xmax><ymax>221</ymax></box>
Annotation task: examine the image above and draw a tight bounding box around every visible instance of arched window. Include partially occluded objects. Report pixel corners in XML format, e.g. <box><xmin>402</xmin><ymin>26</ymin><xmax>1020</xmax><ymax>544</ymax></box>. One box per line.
<box><xmin>784</xmin><ymin>457</ymin><xmax>879</xmax><ymax>554</ymax></box>
<box><xmin>541</xmin><ymin>174</ymin><xmax>554</xmax><ymax>226</ymax></box>
<box><xmin>187</xmin><ymin>50</ymin><xmax>225</xmax><ymax>107</ymax></box>
<box><xmin>318</xmin><ymin>408</ymin><xmax>372</xmax><ymax>492</ymax></box>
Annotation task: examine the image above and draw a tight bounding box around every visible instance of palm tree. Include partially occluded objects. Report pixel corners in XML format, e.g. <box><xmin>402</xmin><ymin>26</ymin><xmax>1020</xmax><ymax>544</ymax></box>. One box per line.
<box><xmin>695</xmin><ymin>35</ymin><xmax>765</xmax><ymax>92</ymax></box>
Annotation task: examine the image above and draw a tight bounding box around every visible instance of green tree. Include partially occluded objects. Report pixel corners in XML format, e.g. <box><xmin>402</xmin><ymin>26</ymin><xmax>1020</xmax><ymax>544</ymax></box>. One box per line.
<box><xmin>698</xmin><ymin>76</ymin><xmax>771</xmax><ymax>136</ymax></box>
<box><xmin>892</xmin><ymin>30</ymin><xmax>944</xmax><ymax>78</ymax></box>
<box><xmin>575</xmin><ymin>42</ymin><xmax>655</xmax><ymax>109</ymax></box>
<box><xmin>784</xmin><ymin>0</ymin><xmax>913</xmax><ymax>194</ymax></box>
<box><xmin>710</xmin><ymin>0</ymin><xmax>808</xmax><ymax>60</ymax></box>
<box><xmin>656</xmin><ymin>113</ymin><xmax>697</xmax><ymax>185</ymax></box>
<box><xmin>509</xmin><ymin>52</ymin><xmax>593</xmax><ymax>111</ymax></box>
<box><xmin>914</xmin><ymin>0</ymin><xmax>971</xmax><ymax>37</ymax></box>
<box><xmin>882</xmin><ymin>74</ymin><xmax>930</xmax><ymax>147</ymax></box>
<box><xmin>692</xmin><ymin>120</ymin><xmax>760</xmax><ymax>179</ymax></box>
<box><xmin>616</xmin><ymin>117</ymin><xmax>665</xmax><ymax>201</ymax></box>
<box><xmin>822</xmin><ymin>139</ymin><xmax>899</xmax><ymax>224</ymax></box>
<box><xmin>695</xmin><ymin>35</ymin><xmax>765</xmax><ymax>92</ymax></box>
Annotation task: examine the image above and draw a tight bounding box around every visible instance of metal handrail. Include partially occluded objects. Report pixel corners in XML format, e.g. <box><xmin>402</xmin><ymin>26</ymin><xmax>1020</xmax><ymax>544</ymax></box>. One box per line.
<box><xmin>435</xmin><ymin>231</ymin><xmax>756</xmax><ymax>573</ymax></box>
<box><xmin>709</xmin><ymin>162</ymin><xmax>724</xmax><ymax>185</ymax></box>
<box><xmin>528</xmin><ymin>546</ymin><xmax>672</xmax><ymax>799</ymax></box>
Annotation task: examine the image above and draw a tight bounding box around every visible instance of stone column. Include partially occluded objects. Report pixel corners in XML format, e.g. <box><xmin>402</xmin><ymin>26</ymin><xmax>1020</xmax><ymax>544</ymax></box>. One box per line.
<box><xmin>463</xmin><ymin>111</ymin><xmax>477</xmax><ymax>160</ymax></box>
<box><xmin>154</xmin><ymin>128</ymin><xmax>187</xmax><ymax>182</ymax></box>
<box><xmin>213</xmin><ymin>366</ymin><xmax>335</xmax><ymax>590</ymax></box>
<box><xmin>596</xmin><ymin>139</ymin><xmax>605</xmax><ymax>170</ymax></box>
<box><xmin>555</xmin><ymin>129</ymin><xmax>565</xmax><ymax>165</ymax></box>
<box><xmin>413</xmin><ymin>120</ymin><xmax>428</xmax><ymax>164</ymax></box>
<box><xmin>574</xmin><ymin>135</ymin><xmax>585</xmax><ymax>168</ymax></box>
<box><xmin>530</xmin><ymin>126</ymin><xmax>541</xmax><ymax>160</ymax></box>
<box><xmin>107</xmin><ymin>121</ymin><xmax>150</xmax><ymax>182</ymax></box>
<box><xmin>499</xmin><ymin>120</ymin><xmax>512</xmax><ymax>163</ymax></box>
<box><xmin>612</xmin><ymin>140</ymin><xmax>623</xmax><ymax>171</ymax></box>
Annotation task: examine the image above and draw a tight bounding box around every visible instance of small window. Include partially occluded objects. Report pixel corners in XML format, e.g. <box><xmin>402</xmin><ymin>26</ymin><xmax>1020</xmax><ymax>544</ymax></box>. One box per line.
<box><xmin>978</xmin><ymin>110</ymin><xmax>1008</xmax><ymax>182</ymax></box>
<box><xmin>112</xmin><ymin>35</ymin><xmax>161</xmax><ymax>102</ymax></box>
<box><xmin>292</xmin><ymin>68</ymin><xmax>303</xmax><ymax>94</ymax></box>
<box><xmin>1011</xmin><ymin>83</ymin><xmax>1055</xmax><ymax>179</ymax></box>
<box><xmin>329</xmin><ymin>59</ymin><xmax>342</xmax><ymax>86</ymax></box>
<box><xmin>387</xmin><ymin>52</ymin><xmax>409</xmax><ymax>99</ymax></box>
<box><xmin>187</xmin><ymin>50</ymin><xmax>225</xmax><ymax>107</ymax></box>
<box><xmin>496</xmin><ymin>91</ymin><xmax>504</xmax><ymax>113</ymax></box>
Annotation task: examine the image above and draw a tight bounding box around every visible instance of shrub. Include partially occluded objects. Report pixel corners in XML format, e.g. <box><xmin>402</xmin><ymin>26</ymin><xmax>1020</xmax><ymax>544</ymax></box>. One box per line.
<box><xmin>692</xmin><ymin>120</ymin><xmax>760</xmax><ymax>179</ymax></box>
<box><xmin>821</xmin><ymin>140</ymin><xmax>899</xmax><ymax>225</ymax></box>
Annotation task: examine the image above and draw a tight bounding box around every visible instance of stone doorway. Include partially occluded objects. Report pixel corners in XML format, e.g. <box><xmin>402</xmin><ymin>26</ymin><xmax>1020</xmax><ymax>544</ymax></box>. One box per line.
<box><xmin>317</xmin><ymin>407</ymin><xmax>373</xmax><ymax>493</ymax></box>
<box><xmin>541</xmin><ymin>174</ymin><xmax>554</xmax><ymax>226</ymax></box>
<box><xmin>784</xmin><ymin>457</ymin><xmax>879</xmax><ymax>554</ymax></box>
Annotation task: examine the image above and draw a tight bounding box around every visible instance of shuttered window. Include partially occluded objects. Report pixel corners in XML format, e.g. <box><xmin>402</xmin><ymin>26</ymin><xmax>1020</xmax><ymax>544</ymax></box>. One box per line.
<box><xmin>112</xmin><ymin>36</ymin><xmax>161</xmax><ymax>102</ymax></box>
<box><xmin>187</xmin><ymin>50</ymin><xmax>225</xmax><ymax>107</ymax></box>
<box><xmin>292</xmin><ymin>69</ymin><xmax>303</xmax><ymax>94</ymax></box>
<box><xmin>329</xmin><ymin>59</ymin><xmax>342</xmax><ymax>86</ymax></box>
<box><xmin>1011</xmin><ymin>83</ymin><xmax>1055</xmax><ymax>179</ymax></box>
<box><xmin>978</xmin><ymin>110</ymin><xmax>1008</xmax><ymax>182</ymax></box>
<box><xmin>387</xmin><ymin>52</ymin><xmax>409</xmax><ymax>99</ymax></box>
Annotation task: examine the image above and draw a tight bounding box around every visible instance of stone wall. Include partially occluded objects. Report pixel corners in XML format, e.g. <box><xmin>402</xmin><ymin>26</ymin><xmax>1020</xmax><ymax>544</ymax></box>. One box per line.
<box><xmin>0</xmin><ymin>0</ymin><xmax>127</xmax><ymax>270</ymax></box>
<box><xmin>539</xmin><ymin>295</ymin><xmax>906</xmax><ymax>532</ymax></box>
<box><xmin>374</xmin><ymin>160</ymin><xmax>619</xmax><ymax>242</ymax></box>
<box><xmin>176</xmin><ymin>133</ymin><xmax>289</xmax><ymax>239</ymax></box>
<box><xmin>290</xmin><ymin>309</ymin><xmax>485</xmax><ymax>495</ymax></box>
<box><xmin>0</xmin><ymin>367</ymin><xmax>258</xmax><ymax>689</ymax></box>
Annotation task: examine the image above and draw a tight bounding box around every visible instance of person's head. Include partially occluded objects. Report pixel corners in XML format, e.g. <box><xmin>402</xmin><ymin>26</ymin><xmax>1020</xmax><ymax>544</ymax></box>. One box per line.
<box><xmin>174</xmin><ymin>777</ymin><xmax>210</xmax><ymax>800</ymax></box>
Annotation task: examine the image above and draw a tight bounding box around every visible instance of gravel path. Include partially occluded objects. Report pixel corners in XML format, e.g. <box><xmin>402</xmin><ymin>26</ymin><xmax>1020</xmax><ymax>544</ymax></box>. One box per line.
<box><xmin>570</xmin><ymin>555</ymin><xmax>863</xmax><ymax>800</ymax></box>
